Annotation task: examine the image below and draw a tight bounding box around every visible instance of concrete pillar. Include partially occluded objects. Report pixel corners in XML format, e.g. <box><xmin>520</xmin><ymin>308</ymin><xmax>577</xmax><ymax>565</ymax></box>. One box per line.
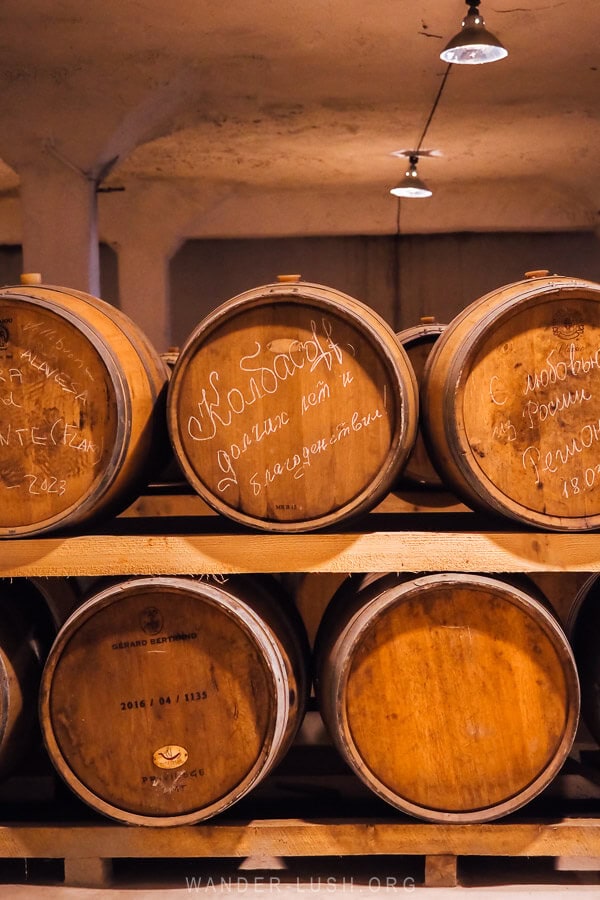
<box><xmin>19</xmin><ymin>158</ymin><xmax>100</xmax><ymax>294</ymax></box>
<box><xmin>101</xmin><ymin>181</ymin><xmax>233</xmax><ymax>353</ymax></box>
<box><xmin>116</xmin><ymin>240</ymin><xmax>173</xmax><ymax>354</ymax></box>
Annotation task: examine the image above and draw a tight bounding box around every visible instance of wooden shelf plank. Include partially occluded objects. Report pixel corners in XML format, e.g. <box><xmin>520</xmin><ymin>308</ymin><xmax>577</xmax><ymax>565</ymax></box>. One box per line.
<box><xmin>0</xmin><ymin>818</ymin><xmax>598</xmax><ymax>859</ymax></box>
<box><xmin>1</xmin><ymin>528</ymin><xmax>600</xmax><ymax>576</ymax></box>
<box><xmin>122</xmin><ymin>489</ymin><xmax>470</xmax><ymax>518</ymax></box>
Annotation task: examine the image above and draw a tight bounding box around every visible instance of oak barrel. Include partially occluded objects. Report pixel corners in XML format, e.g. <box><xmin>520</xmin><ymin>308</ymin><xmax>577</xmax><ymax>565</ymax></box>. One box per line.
<box><xmin>167</xmin><ymin>277</ymin><xmax>418</xmax><ymax>531</ymax></box>
<box><xmin>0</xmin><ymin>577</ymin><xmax>79</xmax><ymax>777</ymax></box>
<box><xmin>314</xmin><ymin>571</ymin><xmax>579</xmax><ymax>823</ymax></box>
<box><xmin>395</xmin><ymin>319</ymin><xmax>445</xmax><ymax>488</ymax></box>
<box><xmin>40</xmin><ymin>574</ymin><xmax>309</xmax><ymax>826</ymax></box>
<box><xmin>421</xmin><ymin>272</ymin><xmax>600</xmax><ymax>530</ymax></box>
<box><xmin>565</xmin><ymin>574</ymin><xmax>600</xmax><ymax>747</ymax></box>
<box><xmin>0</xmin><ymin>275</ymin><xmax>169</xmax><ymax>536</ymax></box>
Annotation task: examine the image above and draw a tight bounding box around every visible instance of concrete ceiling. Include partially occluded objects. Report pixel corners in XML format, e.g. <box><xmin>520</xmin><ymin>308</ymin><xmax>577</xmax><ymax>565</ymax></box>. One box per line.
<box><xmin>0</xmin><ymin>0</ymin><xmax>598</xmax><ymax>236</ymax></box>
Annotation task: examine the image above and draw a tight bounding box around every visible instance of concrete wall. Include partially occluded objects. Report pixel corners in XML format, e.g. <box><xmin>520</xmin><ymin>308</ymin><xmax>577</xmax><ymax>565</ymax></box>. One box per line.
<box><xmin>1</xmin><ymin>230</ymin><xmax>599</xmax><ymax>352</ymax></box>
<box><xmin>169</xmin><ymin>230</ymin><xmax>600</xmax><ymax>348</ymax></box>
<box><xmin>0</xmin><ymin>243</ymin><xmax>119</xmax><ymax>306</ymax></box>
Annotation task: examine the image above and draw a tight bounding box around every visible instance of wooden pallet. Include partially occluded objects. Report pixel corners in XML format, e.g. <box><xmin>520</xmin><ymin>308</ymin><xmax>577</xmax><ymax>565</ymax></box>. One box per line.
<box><xmin>1</xmin><ymin>816</ymin><xmax>600</xmax><ymax>888</ymax></box>
<box><xmin>0</xmin><ymin>747</ymin><xmax>598</xmax><ymax>889</ymax></box>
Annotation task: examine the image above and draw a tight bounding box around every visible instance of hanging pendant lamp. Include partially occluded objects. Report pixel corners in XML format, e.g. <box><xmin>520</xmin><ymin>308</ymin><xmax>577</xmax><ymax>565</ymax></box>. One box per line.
<box><xmin>441</xmin><ymin>0</ymin><xmax>508</xmax><ymax>65</ymax></box>
<box><xmin>390</xmin><ymin>155</ymin><xmax>432</xmax><ymax>199</ymax></box>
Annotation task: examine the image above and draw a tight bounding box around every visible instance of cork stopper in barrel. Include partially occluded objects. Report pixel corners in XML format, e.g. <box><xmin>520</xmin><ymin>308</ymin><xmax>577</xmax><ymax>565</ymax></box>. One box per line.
<box><xmin>20</xmin><ymin>273</ymin><xmax>43</xmax><ymax>285</ymax></box>
<box><xmin>524</xmin><ymin>270</ymin><xmax>551</xmax><ymax>279</ymax></box>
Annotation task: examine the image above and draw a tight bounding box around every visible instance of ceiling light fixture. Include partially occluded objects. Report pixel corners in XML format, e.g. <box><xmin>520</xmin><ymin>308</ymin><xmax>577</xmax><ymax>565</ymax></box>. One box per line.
<box><xmin>390</xmin><ymin>155</ymin><xmax>432</xmax><ymax>199</ymax></box>
<box><xmin>441</xmin><ymin>1</ymin><xmax>508</xmax><ymax>65</ymax></box>
<box><xmin>388</xmin><ymin>64</ymin><xmax>452</xmax><ymax>200</ymax></box>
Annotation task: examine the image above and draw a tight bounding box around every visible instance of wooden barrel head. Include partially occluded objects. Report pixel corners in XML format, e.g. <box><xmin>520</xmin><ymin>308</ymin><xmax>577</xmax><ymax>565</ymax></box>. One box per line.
<box><xmin>167</xmin><ymin>281</ymin><xmax>418</xmax><ymax>531</ymax></box>
<box><xmin>316</xmin><ymin>573</ymin><xmax>579</xmax><ymax>822</ymax></box>
<box><xmin>0</xmin><ymin>282</ymin><xmax>169</xmax><ymax>536</ymax></box>
<box><xmin>41</xmin><ymin>576</ymin><xmax>305</xmax><ymax>825</ymax></box>
<box><xmin>422</xmin><ymin>274</ymin><xmax>600</xmax><ymax>530</ymax></box>
<box><xmin>0</xmin><ymin>295</ymin><xmax>122</xmax><ymax>533</ymax></box>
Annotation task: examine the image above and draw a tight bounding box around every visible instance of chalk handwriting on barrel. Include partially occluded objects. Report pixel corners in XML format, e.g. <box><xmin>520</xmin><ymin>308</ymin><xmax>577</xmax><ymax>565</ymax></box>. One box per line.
<box><xmin>0</xmin><ymin>392</ymin><xmax>21</xmax><ymax>408</ymax></box>
<box><xmin>19</xmin><ymin>350</ymin><xmax>89</xmax><ymax>402</ymax></box>
<box><xmin>265</xmin><ymin>319</ymin><xmax>344</xmax><ymax>372</ymax></box>
<box><xmin>17</xmin><ymin>474</ymin><xmax>67</xmax><ymax>496</ymax></box>
<box><xmin>490</xmin><ymin>343</ymin><xmax>599</xmax><ymax>448</ymax></box>
<box><xmin>301</xmin><ymin>380</ymin><xmax>330</xmax><ymax>414</ymax></box>
<box><xmin>0</xmin><ymin>368</ymin><xmax>23</xmax><ymax>407</ymax></box>
<box><xmin>489</xmin><ymin>375</ymin><xmax>508</xmax><ymax>406</ymax></box>
<box><xmin>216</xmin><ymin>412</ymin><xmax>290</xmax><ymax>492</ymax></box>
<box><xmin>22</xmin><ymin>320</ymin><xmax>96</xmax><ymax>381</ymax></box>
<box><xmin>562</xmin><ymin>465</ymin><xmax>600</xmax><ymax>498</ymax></box>
<box><xmin>492</xmin><ymin>418</ymin><xmax>516</xmax><ymax>442</ymax></box>
<box><xmin>523</xmin><ymin>344</ymin><xmax>600</xmax><ymax>395</ymax></box>
<box><xmin>522</xmin><ymin>417</ymin><xmax>600</xmax><ymax>484</ymax></box>
<box><xmin>0</xmin><ymin>368</ymin><xmax>23</xmax><ymax>383</ymax></box>
<box><xmin>522</xmin><ymin>387</ymin><xmax>592</xmax><ymax>428</ymax></box>
<box><xmin>187</xmin><ymin>318</ymin><xmax>345</xmax><ymax>442</ymax></box>
<box><xmin>0</xmin><ymin>418</ymin><xmax>102</xmax><ymax>458</ymax></box>
<box><xmin>301</xmin><ymin>369</ymin><xmax>355</xmax><ymax>411</ymax></box>
<box><xmin>249</xmin><ymin>407</ymin><xmax>385</xmax><ymax>496</ymax></box>
<box><xmin>2</xmin><ymin>472</ymin><xmax>68</xmax><ymax>497</ymax></box>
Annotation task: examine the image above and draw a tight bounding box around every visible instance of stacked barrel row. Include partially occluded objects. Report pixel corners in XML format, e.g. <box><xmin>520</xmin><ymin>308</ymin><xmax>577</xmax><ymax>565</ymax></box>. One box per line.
<box><xmin>1</xmin><ymin>272</ymin><xmax>600</xmax><ymax>830</ymax></box>
<box><xmin>2</xmin><ymin>571</ymin><xmax>600</xmax><ymax>826</ymax></box>
<box><xmin>165</xmin><ymin>268</ymin><xmax>600</xmax><ymax>533</ymax></box>
<box><xmin>0</xmin><ymin>274</ymin><xmax>417</xmax><ymax>536</ymax></box>
<box><xmin>137</xmin><ymin>268</ymin><xmax>600</xmax><ymax>533</ymax></box>
<box><xmin>3</xmin><ymin>270</ymin><xmax>600</xmax><ymax>534</ymax></box>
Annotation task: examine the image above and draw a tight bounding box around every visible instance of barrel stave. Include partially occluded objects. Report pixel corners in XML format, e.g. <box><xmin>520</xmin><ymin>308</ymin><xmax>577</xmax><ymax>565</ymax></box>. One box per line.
<box><xmin>421</xmin><ymin>274</ymin><xmax>600</xmax><ymax>531</ymax></box>
<box><xmin>0</xmin><ymin>577</ymin><xmax>80</xmax><ymax>776</ymax></box>
<box><xmin>40</xmin><ymin>574</ymin><xmax>309</xmax><ymax>826</ymax></box>
<box><xmin>314</xmin><ymin>571</ymin><xmax>579</xmax><ymax>823</ymax></box>
<box><xmin>395</xmin><ymin>322</ymin><xmax>445</xmax><ymax>488</ymax></box>
<box><xmin>0</xmin><ymin>281</ymin><xmax>168</xmax><ymax>536</ymax></box>
<box><xmin>167</xmin><ymin>280</ymin><xmax>418</xmax><ymax>532</ymax></box>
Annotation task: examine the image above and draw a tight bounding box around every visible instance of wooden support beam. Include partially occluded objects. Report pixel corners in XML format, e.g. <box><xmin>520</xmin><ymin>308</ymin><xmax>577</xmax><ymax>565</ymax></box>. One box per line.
<box><xmin>425</xmin><ymin>854</ymin><xmax>458</xmax><ymax>887</ymax></box>
<box><xmin>63</xmin><ymin>856</ymin><xmax>113</xmax><ymax>887</ymax></box>
<box><xmin>1</xmin><ymin>529</ymin><xmax>600</xmax><ymax>577</ymax></box>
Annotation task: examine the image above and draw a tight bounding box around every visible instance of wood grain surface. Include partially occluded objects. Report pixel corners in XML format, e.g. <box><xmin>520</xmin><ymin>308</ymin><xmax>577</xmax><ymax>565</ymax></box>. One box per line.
<box><xmin>422</xmin><ymin>273</ymin><xmax>600</xmax><ymax>531</ymax></box>
<box><xmin>40</xmin><ymin>574</ymin><xmax>309</xmax><ymax>825</ymax></box>
<box><xmin>0</xmin><ymin>817</ymin><xmax>598</xmax><ymax>858</ymax></box>
<box><xmin>0</xmin><ymin>282</ymin><xmax>168</xmax><ymax>536</ymax></box>
<box><xmin>2</xmin><ymin>526</ymin><xmax>600</xmax><ymax>577</ymax></box>
<box><xmin>167</xmin><ymin>280</ymin><xmax>418</xmax><ymax>531</ymax></box>
<box><xmin>315</xmin><ymin>572</ymin><xmax>580</xmax><ymax>822</ymax></box>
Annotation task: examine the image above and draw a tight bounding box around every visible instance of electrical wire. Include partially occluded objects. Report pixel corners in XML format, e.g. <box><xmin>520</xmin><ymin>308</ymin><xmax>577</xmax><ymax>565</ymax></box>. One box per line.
<box><xmin>415</xmin><ymin>62</ymin><xmax>453</xmax><ymax>154</ymax></box>
<box><xmin>393</xmin><ymin>63</ymin><xmax>452</xmax><ymax>326</ymax></box>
